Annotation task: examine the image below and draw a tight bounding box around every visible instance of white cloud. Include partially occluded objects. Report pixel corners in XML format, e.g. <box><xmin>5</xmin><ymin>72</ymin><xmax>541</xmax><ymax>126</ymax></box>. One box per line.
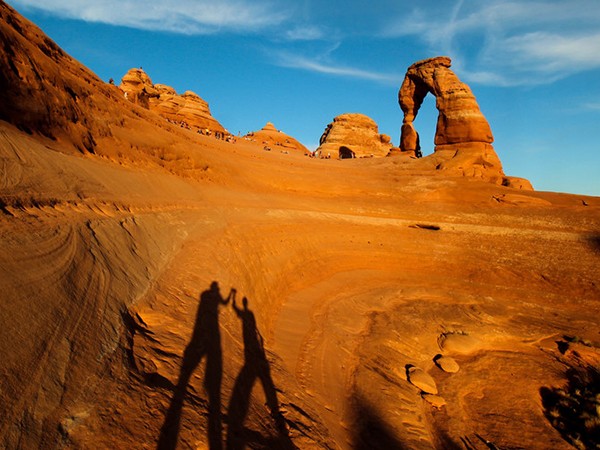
<box><xmin>503</xmin><ymin>32</ymin><xmax>600</xmax><ymax>72</ymax></box>
<box><xmin>284</xmin><ymin>25</ymin><xmax>325</xmax><ymax>41</ymax></box>
<box><xmin>11</xmin><ymin>0</ymin><xmax>289</xmax><ymax>34</ymax></box>
<box><xmin>273</xmin><ymin>51</ymin><xmax>399</xmax><ymax>84</ymax></box>
<box><xmin>583</xmin><ymin>102</ymin><xmax>600</xmax><ymax>111</ymax></box>
<box><xmin>382</xmin><ymin>0</ymin><xmax>600</xmax><ymax>86</ymax></box>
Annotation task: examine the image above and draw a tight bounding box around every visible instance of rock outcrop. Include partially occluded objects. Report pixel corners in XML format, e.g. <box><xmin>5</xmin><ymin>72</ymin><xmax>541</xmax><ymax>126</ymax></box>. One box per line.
<box><xmin>0</xmin><ymin>1</ymin><xmax>121</xmax><ymax>153</ymax></box>
<box><xmin>502</xmin><ymin>176</ymin><xmax>534</xmax><ymax>191</ymax></box>
<box><xmin>245</xmin><ymin>122</ymin><xmax>310</xmax><ymax>154</ymax></box>
<box><xmin>120</xmin><ymin>68</ymin><xmax>225</xmax><ymax>133</ymax></box>
<box><xmin>398</xmin><ymin>57</ymin><xmax>504</xmax><ymax>183</ymax></box>
<box><xmin>119</xmin><ymin>68</ymin><xmax>159</xmax><ymax>108</ymax></box>
<box><xmin>316</xmin><ymin>113</ymin><xmax>393</xmax><ymax>159</ymax></box>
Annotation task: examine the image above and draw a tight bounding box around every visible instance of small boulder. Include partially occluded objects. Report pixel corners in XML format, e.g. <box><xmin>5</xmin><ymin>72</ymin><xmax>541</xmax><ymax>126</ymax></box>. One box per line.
<box><xmin>407</xmin><ymin>366</ymin><xmax>438</xmax><ymax>394</ymax></box>
<box><xmin>422</xmin><ymin>393</ymin><xmax>446</xmax><ymax>408</ymax></box>
<box><xmin>434</xmin><ymin>355</ymin><xmax>460</xmax><ymax>373</ymax></box>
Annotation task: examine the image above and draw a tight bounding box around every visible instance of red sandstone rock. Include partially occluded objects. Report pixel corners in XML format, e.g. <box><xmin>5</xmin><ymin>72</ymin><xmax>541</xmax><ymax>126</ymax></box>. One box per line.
<box><xmin>120</xmin><ymin>68</ymin><xmax>225</xmax><ymax>133</ymax></box>
<box><xmin>245</xmin><ymin>122</ymin><xmax>310</xmax><ymax>154</ymax></box>
<box><xmin>316</xmin><ymin>113</ymin><xmax>393</xmax><ymax>159</ymax></box>
<box><xmin>2</xmin><ymin>5</ymin><xmax>592</xmax><ymax>450</ymax></box>
<box><xmin>398</xmin><ymin>57</ymin><xmax>504</xmax><ymax>183</ymax></box>
<box><xmin>119</xmin><ymin>68</ymin><xmax>159</xmax><ymax>108</ymax></box>
<box><xmin>502</xmin><ymin>176</ymin><xmax>535</xmax><ymax>191</ymax></box>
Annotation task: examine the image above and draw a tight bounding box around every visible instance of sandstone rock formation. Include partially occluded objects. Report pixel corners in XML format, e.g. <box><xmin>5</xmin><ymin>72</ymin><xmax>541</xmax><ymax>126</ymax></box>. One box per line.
<box><xmin>2</xmin><ymin>4</ymin><xmax>598</xmax><ymax>450</ymax></box>
<box><xmin>503</xmin><ymin>176</ymin><xmax>534</xmax><ymax>191</ymax></box>
<box><xmin>316</xmin><ymin>113</ymin><xmax>393</xmax><ymax>159</ymax></box>
<box><xmin>119</xmin><ymin>68</ymin><xmax>159</xmax><ymax>108</ymax></box>
<box><xmin>245</xmin><ymin>122</ymin><xmax>310</xmax><ymax>154</ymax></box>
<box><xmin>0</xmin><ymin>2</ymin><xmax>121</xmax><ymax>153</ymax></box>
<box><xmin>120</xmin><ymin>68</ymin><xmax>225</xmax><ymax>133</ymax></box>
<box><xmin>398</xmin><ymin>57</ymin><xmax>504</xmax><ymax>183</ymax></box>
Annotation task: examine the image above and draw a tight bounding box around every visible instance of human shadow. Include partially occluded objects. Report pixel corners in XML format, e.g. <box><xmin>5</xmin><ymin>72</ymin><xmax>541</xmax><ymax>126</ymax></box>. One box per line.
<box><xmin>226</xmin><ymin>297</ymin><xmax>293</xmax><ymax>450</ymax></box>
<box><xmin>349</xmin><ymin>393</ymin><xmax>406</xmax><ymax>450</ymax></box>
<box><xmin>157</xmin><ymin>281</ymin><xmax>236</xmax><ymax>450</ymax></box>
<box><xmin>540</xmin><ymin>364</ymin><xmax>600</xmax><ymax>449</ymax></box>
<box><xmin>587</xmin><ymin>234</ymin><xmax>600</xmax><ymax>253</ymax></box>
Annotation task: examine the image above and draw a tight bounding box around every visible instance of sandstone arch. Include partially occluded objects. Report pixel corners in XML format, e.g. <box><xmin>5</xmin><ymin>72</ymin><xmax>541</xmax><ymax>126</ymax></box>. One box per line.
<box><xmin>398</xmin><ymin>56</ymin><xmax>504</xmax><ymax>182</ymax></box>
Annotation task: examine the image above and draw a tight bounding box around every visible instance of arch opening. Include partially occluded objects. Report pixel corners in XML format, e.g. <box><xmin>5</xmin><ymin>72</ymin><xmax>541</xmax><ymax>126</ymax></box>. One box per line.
<box><xmin>411</xmin><ymin>94</ymin><xmax>437</xmax><ymax>157</ymax></box>
<box><xmin>339</xmin><ymin>146</ymin><xmax>356</xmax><ymax>159</ymax></box>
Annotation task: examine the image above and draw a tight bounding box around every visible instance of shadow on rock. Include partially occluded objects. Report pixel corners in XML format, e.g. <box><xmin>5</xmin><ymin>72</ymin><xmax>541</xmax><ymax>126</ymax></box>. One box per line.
<box><xmin>350</xmin><ymin>394</ymin><xmax>407</xmax><ymax>450</ymax></box>
<box><xmin>226</xmin><ymin>296</ymin><xmax>294</xmax><ymax>450</ymax></box>
<box><xmin>540</xmin><ymin>364</ymin><xmax>600</xmax><ymax>449</ymax></box>
<box><xmin>157</xmin><ymin>281</ymin><xmax>236</xmax><ymax>450</ymax></box>
<box><xmin>587</xmin><ymin>234</ymin><xmax>600</xmax><ymax>253</ymax></box>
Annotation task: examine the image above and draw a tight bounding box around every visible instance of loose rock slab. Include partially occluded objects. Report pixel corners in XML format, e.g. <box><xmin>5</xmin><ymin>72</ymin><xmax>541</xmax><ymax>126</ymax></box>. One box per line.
<box><xmin>407</xmin><ymin>366</ymin><xmax>438</xmax><ymax>394</ymax></box>
<box><xmin>422</xmin><ymin>394</ymin><xmax>446</xmax><ymax>408</ymax></box>
<box><xmin>434</xmin><ymin>355</ymin><xmax>460</xmax><ymax>373</ymax></box>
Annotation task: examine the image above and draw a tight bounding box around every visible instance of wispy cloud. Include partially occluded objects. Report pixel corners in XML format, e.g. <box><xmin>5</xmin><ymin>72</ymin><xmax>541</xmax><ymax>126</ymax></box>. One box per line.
<box><xmin>284</xmin><ymin>25</ymin><xmax>326</xmax><ymax>41</ymax></box>
<box><xmin>273</xmin><ymin>51</ymin><xmax>400</xmax><ymax>84</ymax></box>
<box><xmin>583</xmin><ymin>102</ymin><xmax>600</xmax><ymax>111</ymax></box>
<box><xmin>11</xmin><ymin>0</ymin><xmax>289</xmax><ymax>34</ymax></box>
<box><xmin>382</xmin><ymin>0</ymin><xmax>600</xmax><ymax>86</ymax></box>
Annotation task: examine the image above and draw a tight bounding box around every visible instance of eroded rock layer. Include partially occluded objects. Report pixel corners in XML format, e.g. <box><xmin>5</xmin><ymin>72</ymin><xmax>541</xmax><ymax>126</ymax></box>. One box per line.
<box><xmin>316</xmin><ymin>113</ymin><xmax>394</xmax><ymax>159</ymax></box>
<box><xmin>120</xmin><ymin>68</ymin><xmax>225</xmax><ymax>133</ymax></box>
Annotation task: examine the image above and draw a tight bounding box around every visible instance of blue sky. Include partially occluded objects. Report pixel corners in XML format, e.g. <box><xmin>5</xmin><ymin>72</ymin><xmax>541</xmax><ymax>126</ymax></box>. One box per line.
<box><xmin>9</xmin><ymin>0</ymin><xmax>600</xmax><ymax>196</ymax></box>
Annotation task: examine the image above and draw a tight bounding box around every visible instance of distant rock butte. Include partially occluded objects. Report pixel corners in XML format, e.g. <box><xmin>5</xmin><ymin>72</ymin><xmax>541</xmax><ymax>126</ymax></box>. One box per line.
<box><xmin>119</xmin><ymin>68</ymin><xmax>225</xmax><ymax>133</ymax></box>
<box><xmin>246</xmin><ymin>122</ymin><xmax>310</xmax><ymax>154</ymax></box>
<box><xmin>398</xmin><ymin>56</ymin><xmax>514</xmax><ymax>185</ymax></box>
<box><xmin>316</xmin><ymin>113</ymin><xmax>394</xmax><ymax>159</ymax></box>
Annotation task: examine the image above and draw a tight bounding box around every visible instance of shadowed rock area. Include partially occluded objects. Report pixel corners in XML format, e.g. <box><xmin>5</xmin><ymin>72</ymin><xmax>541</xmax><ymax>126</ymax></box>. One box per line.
<box><xmin>0</xmin><ymin>2</ymin><xmax>599</xmax><ymax>450</ymax></box>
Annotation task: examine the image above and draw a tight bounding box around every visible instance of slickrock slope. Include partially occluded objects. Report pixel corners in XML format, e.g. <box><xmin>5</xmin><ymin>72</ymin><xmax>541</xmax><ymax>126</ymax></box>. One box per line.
<box><xmin>0</xmin><ymin>1</ymin><xmax>121</xmax><ymax>153</ymax></box>
<box><xmin>316</xmin><ymin>113</ymin><xmax>394</xmax><ymax>159</ymax></box>
<box><xmin>399</xmin><ymin>57</ymin><xmax>505</xmax><ymax>184</ymax></box>
<box><xmin>1</xmin><ymin>3</ymin><xmax>599</xmax><ymax>450</ymax></box>
<box><xmin>245</xmin><ymin>122</ymin><xmax>310</xmax><ymax>154</ymax></box>
<box><xmin>120</xmin><ymin>68</ymin><xmax>226</xmax><ymax>133</ymax></box>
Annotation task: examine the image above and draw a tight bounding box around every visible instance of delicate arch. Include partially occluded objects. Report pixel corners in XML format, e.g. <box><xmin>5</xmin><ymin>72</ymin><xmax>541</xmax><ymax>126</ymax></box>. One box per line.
<box><xmin>398</xmin><ymin>57</ymin><xmax>493</xmax><ymax>156</ymax></box>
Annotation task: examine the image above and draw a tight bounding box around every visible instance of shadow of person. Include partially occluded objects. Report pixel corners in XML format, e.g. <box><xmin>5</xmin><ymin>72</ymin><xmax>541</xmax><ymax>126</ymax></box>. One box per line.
<box><xmin>157</xmin><ymin>281</ymin><xmax>236</xmax><ymax>450</ymax></box>
<box><xmin>226</xmin><ymin>297</ymin><xmax>293</xmax><ymax>450</ymax></box>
